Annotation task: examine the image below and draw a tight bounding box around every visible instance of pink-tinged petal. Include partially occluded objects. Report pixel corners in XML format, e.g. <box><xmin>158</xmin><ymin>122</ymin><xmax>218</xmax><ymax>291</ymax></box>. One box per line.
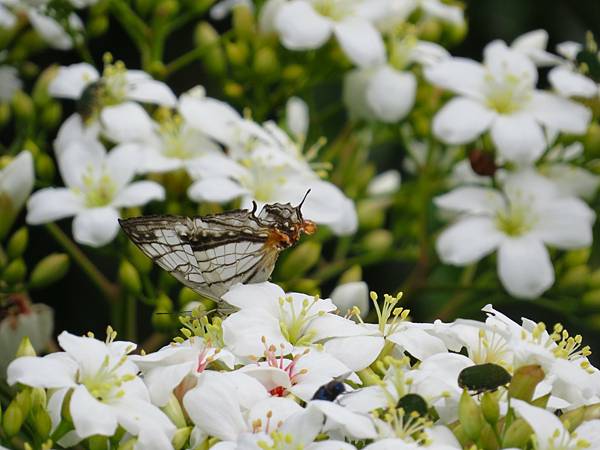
<box><xmin>275</xmin><ymin>0</ymin><xmax>332</xmax><ymax>50</ymax></box>
<box><xmin>497</xmin><ymin>236</ymin><xmax>554</xmax><ymax>299</ymax></box>
<box><xmin>333</xmin><ymin>18</ymin><xmax>386</xmax><ymax>68</ymax></box>
<box><xmin>70</xmin><ymin>385</ymin><xmax>117</xmax><ymax>438</ymax></box>
<box><xmin>534</xmin><ymin>198</ymin><xmax>595</xmax><ymax>248</ymax></box>
<box><xmin>72</xmin><ymin>207</ymin><xmax>120</xmax><ymax>247</ymax></box>
<box><xmin>100</xmin><ymin>103</ymin><xmax>154</xmax><ymax>143</ymax></box>
<box><xmin>323</xmin><ymin>335</ymin><xmax>384</xmax><ymax>371</ymax></box>
<box><xmin>126</xmin><ymin>79</ymin><xmax>177</xmax><ymax>107</ymax></box>
<box><xmin>112</xmin><ymin>181</ymin><xmax>165</xmax><ymax>208</ymax></box>
<box><xmin>366</xmin><ymin>66</ymin><xmax>416</xmax><ymax>122</ymax></box>
<box><xmin>434</xmin><ymin>186</ymin><xmax>504</xmax><ymax>215</ymax></box>
<box><xmin>7</xmin><ymin>355</ymin><xmax>77</xmax><ymax>388</ymax></box>
<box><xmin>436</xmin><ymin>217</ymin><xmax>503</xmax><ymax>265</ymax></box>
<box><xmin>548</xmin><ymin>66</ymin><xmax>598</xmax><ymax>99</ymax></box>
<box><xmin>222</xmin><ymin>309</ymin><xmax>291</xmax><ymax>357</ymax></box>
<box><xmin>491</xmin><ymin>113</ymin><xmax>546</xmax><ymax>166</ymax></box>
<box><xmin>432</xmin><ymin>97</ymin><xmax>495</xmax><ymax>144</ymax></box>
<box><xmin>528</xmin><ymin>91</ymin><xmax>592</xmax><ymax>134</ymax></box>
<box><xmin>511</xmin><ymin>399</ymin><xmax>568</xmax><ymax>447</ymax></box>
<box><xmin>48</xmin><ymin>63</ymin><xmax>99</xmax><ymax>99</ymax></box>
<box><xmin>26</xmin><ymin>188</ymin><xmax>83</xmax><ymax>224</ymax></box>
<box><xmin>424</xmin><ymin>58</ymin><xmax>487</xmax><ymax>99</ymax></box>
<box><xmin>187</xmin><ymin>177</ymin><xmax>249</xmax><ymax>203</ymax></box>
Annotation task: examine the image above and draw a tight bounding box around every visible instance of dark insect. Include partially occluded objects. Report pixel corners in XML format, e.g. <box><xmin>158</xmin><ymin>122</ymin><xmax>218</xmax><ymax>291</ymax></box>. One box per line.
<box><xmin>119</xmin><ymin>192</ymin><xmax>316</xmax><ymax>304</ymax></box>
<box><xmin>397</xmin><ymin>393</ymin><xmax>429</xmax><ymax>418</ymax></box>
<box><xmin>312</xmin><ymin>380</ymin><xmax>346</xmax><ymax>401</ymax></box>
<box><xmin>76</xmin><ymin>81</ymin><xmax>105</xmax><ymax>123</ymax></box>
<box><xmin>458</xmin><ymin>363</ymin><xmax>512</xmax><ymax>394</ymax></box>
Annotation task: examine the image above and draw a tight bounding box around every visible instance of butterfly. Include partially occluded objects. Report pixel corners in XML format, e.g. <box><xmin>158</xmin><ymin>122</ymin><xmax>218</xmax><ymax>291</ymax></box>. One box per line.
<box><xmin>118</xmin><ymin>192</ymin><xmax>316</xmax><ymax>303</ymax></box>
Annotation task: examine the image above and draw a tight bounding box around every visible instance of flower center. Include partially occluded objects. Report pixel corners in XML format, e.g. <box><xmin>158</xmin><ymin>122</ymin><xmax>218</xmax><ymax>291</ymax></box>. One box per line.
<box><xmin>311</xmin><ymin>0</ymin><xmax>350</xmax><ymax>20</ymax></box>
<box><xmin>483</xmin><ymin>71</ymin><xmax>532</xmax><ymax>114</ymax></box>
<box><xmin>278</xmin><ymin>295</ymin><xmax>323</xmax><ymax>347</ymax></box>
<box><xmin>102</xmin><ymin>61</ymin><xmax>129</xmax><ymax>105</ymax></box>
<box><xmin>80</xmin><ymin>354</ymin><xmax>135</xmax><ymax>402</ymax></box>
<box><xmin>81</xmin><ymin>167</ymin><xmax>117</xmax><ymax>208</ymax></box>
<box><xmin>239</xmin><ymin>159</ymin><xmax>287</xmax><ymax>203</ymax></box>
<box><xmin>530</xmin><ymin>322</ymin><xmax>593</xmax><ymax>373</ymax></box>
<box><xmin>259</xmin><ymin>341</ymin><xmax>309</xmax><ymax>396</ymax></box>
<box><xmin>494</xmin><ymin>203</ymin><xmax>535</xmax><ymax>237</ymax></box>
<box><xmin>370</xmin><ymin>291</ymin><xmax>409</xmax><ymax>336</ymax></box>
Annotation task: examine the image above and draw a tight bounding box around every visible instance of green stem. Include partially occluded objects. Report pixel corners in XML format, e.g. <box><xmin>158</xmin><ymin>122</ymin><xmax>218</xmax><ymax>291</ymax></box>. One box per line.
<box><xmin>45</xmin><ymin>223</ymin><xmax>119</xmax><ymax>303</ymax></box>
<box><xmin>164</xmin><ymin>46</ymin><xmax>207</xmax><ymax>76</ymax></box>
<box><xmin>108</xmin><ymin>0</ymin><xmax>152</xmax><ymax>67</ymax></box>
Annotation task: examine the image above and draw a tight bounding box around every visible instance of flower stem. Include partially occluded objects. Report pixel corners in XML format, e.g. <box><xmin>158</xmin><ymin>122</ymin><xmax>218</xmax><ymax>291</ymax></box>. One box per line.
<box><xmin>45</xmin><ymin>223</ymin><xmax>120</xmax><ymax>303</ymax></box>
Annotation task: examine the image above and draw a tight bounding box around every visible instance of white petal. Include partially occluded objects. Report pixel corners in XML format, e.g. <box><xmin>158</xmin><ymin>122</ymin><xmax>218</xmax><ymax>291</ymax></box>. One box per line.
<box><xmin>72</xmin><ymin>207</ymin><xmax>120</xmax><ymax>247</ymax></box>
<box><xmin>421</xmin><ymin>0</ymin><xmax>464</xmax><ymax>25</ymax></box>
<box><xmin>434</xmin><ymin>186</ymin><xmax>504</xmax><ymax>215</ymax></box>
<box><xmin>222</xmin><ymin>309</ymin><xmax>291</xmax><ymax>357</ymax></box>
<box><xmin>54</xmin><ymin>114</ymin><xmax>101</xmax><ymax>156</ymax></box>
<box><xmin>7</xmin><ymin>355</ymin><xmax>77</xmax><ymax>388</ymax></box>
<box><xmin>484</xmin><ymin>40</ymin><xmax>537</xmax><ymax>86</ymax></box>
<box><xmin>308</xmin><ymin>400</ymin><xmax>377</xmax><ymax>440</ymax></box>
<box><xmin>542</xmin><ymin>164</ymin><xmax>600</xmax><ymax>200</ymax></box>
<box><xmin>48</xmin><ymin>63</ymin><xmax>99</xmax><ymax>99</ymax></box>
<box><xmin>0</xmin><ymin>151</ymin><xmax>35</xmax><ymax>213</ymax></box>
<box><xmin>222</xmin><ymin>282</ymin><xmax>286</xmax><ymax>312</ymax></box>
<box><xmin>333</xmin><ymin>19</ymin><xmax>386</xmax><ymax>68</ymax></box>
<box><xmin>105</xmin><ymin>143</ymin><xmax>140</xmax><ymax>190</ymax></box>
<box><xmin>143</xmin><ymin>362</ymin><xmax>195</xmax><ymax>406</ymax></box>
<box><xmin>511</xmin><ymin>29</ymin><xmax>562</xmax><ymax>66</ymax></box>
<box><xmin>548</xmin><ymin>66</ymin><xmax>598</xmax><ymax>99</ymax></box>
<box><xmin>497</xmin><ymin>236</ymin><xmax>554</xmax><ymax>299</ymax></box>
<box><xmin>100</xmin><ymin>103</ymin><xmax>154</xmax><ymax>143</ymax></box>
<box><xmin>126</xmin><ymin>79</ymin><xmax>177</xmax><ymax>107</ymax></box>
<box><xmin>112</xmin><ymin>181</ymin><xmax>165</xmax><ymax>208</ymax></box>
<box><xmin>0</xmin><ymin>5</ymin><xmax>16</xmax><ymax>28</ymax></box>
<box><xmin>70</xmin><ymin>385</ymin><xmax>117</xmax><ymax>438</ymax></box>
<box><xmin>57</xmin><ymin>139</ymin><xmax>106</xmax><ymax>190</ymax></box>
<box><xmin>575</xmin><ymin>420</ymin><xmax>600</xmax><ymax>446</ymax></box>
<box><xmin>424</xmin><ymin>58</ymin><xmax>486</xmax><ymax>99</ymax></box>
<box><xmin>387</xmin><ymin>326</ymin><xmax>447</xmax><ymax>361</ymax></box>
<box><xmin>26</xmin><ymin>188</ymin><xmax>83</xmax><ymax>224</ymax></box>
<box><xmin>556</xmin><ymin>41</ymin><xmax>582</xmax><ymax>60</ymax></box>
<box><xmin>365</xmin><ymin>66</ymin><xmax>416</xmax><ymax>122</ymax></box>
<box><xmin>491</xmin><ymin>113</ymin><xmax>546</xmax><ymax>166</ymax></box>
<box><xmin>432</xmin><ymin>97</ymin><xmax>495</xmax><ymax>144</ymax></box>
<box><xmin>437</xmin><ymin>217</ymin><xmax>503</xmax><ymax>265</ymax></box>
<box><xmin>248</xmin><ymin>397</ymin><xmax>302</xmax><ymax>426</ymax></box>
<box><xmin>330</xmin><ymin>281</ymin><xmax>369</xmax><ymax>317</ymax></box>
<box><xmin>367</xmin><ymin>170</ymin><xmax>401</xmax><ymax>196</ymax></box>
<box><xmin>534</xmin><ymin>197</ymin><xmax>595</xmax><ymax>248</ymax></box>
<box><xmin>286</xmin><ymin>96</ymin><xmax>309</xmax><ymax>140</ymax></box>
<box><xmin>528</xmin><ymin>91</ymin><xmax>592</xmax><ymax>134</ymax></box>
<box><xmin>28</xmin><ymin>10</ymin><xmax>74</xmax><ymax>50</ymax></box>
<box><xmin>57</xmin><ymin>332</ymin><xmax>111</xmax><ymax>375</ymax></box>
<box><xmin>274</xmin><ymin>0</ymin><xmax>332</xmax><ymax>50</ymax></box>
<box><xmin>323</xmin><ymin>336</ymin><xmax>384</xmax><ymax>371</ymax></box>
<box><xmin>511</xmin><ymin>399</ymin><xmax>568</xmax><ymax>448</ymax></box>
<box><xmin>187</xmin><ymin>178</ymin><xmax>249</xmax><ymax>203</ymax></box>
<box><xmin>342</xmin><ymin>68</ymin><xmax>376</xmax><ymax>121</ymax></box>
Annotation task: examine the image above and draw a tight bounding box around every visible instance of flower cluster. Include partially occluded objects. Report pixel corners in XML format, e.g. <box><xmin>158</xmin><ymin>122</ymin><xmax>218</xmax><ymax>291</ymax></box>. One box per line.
<box><xmin>5</xmin><ymin>283</ymin><xmax>600</xmax><ymax>450</ymax></box>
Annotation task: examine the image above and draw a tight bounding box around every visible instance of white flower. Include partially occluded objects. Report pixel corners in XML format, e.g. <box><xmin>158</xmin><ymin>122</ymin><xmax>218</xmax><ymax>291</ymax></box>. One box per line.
<box><xmin>286</xmin><ymin>96</ymin><xmax>309</xmax><ymax>143</ymax></box>
<box><xmin>26</xmin><ymin>142</ymin><xmax>165</xmax><ymax>247</ymax></box>
<box><xmin>367</xmin><ymin>170</ymin><xmax>401</xmax><ymax>197</ymax></box>
<box><xmin>272</xmin><ymin>0</ymin><xmax>386</xmax><ymax>68</ymax></box>
<box><xmin>0</xmin><ymin>150</ymin><xmax>35</xmax><ymax>238</ymax></box>
<box><xmin>0</xmin><ymin>65</ymin><xmax>21</xmax><ymax>102</ymax></box>
<box><xmin>364</xmin><ymin>0</ymin><xmax>464</xmax><ymax>33</ymax></box>
<box><xmin>330</xmin><ymin>281</ymin><xmax>369</xmax><ymax>318</ymax></box>
<box><xmin>510</xmin><ymin>29</ymin><xmax>563</xmax><ymax>66</ymax></box>
<box><xmin>7</xmin><ymin>331</ymin><xmax>175</xmax><ymax>448</ymax></box>
<box><xmin>435</xmin><ymin>170</ymin><xmax>595</xmax><ymax>298</ymax></box>
<box><xmin>425</xmin><ymin>40</ymin><xmax>591</xmax><ymax>165</ymax></box>
<box><xmin>546</xmin><ymin>41</ymin><xmax>599</xmax><ymax>99</ymax></box>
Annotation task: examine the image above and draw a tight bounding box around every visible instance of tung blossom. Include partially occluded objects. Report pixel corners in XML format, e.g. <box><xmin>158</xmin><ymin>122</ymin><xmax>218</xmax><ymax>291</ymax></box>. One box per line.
<box><xmin>0</xmin><ymin>150</ymin><xmax>34</xmax><ymax>238</ymax></box>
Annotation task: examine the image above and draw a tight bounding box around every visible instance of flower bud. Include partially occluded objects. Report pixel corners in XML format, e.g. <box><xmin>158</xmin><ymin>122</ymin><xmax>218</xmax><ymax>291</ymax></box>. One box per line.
<box><xmin>88</xmin><ymin>14</ymin><xmax>109</xmax><ymax>36</ymax></box>
<box><xmin>7</xmin><ymin>227</ymin><xmax>28</xmax><ymax>259</ymax></box>
<box><xmin>16</xmin><ymin>336</ymin><xmax>37</xmax><ymax>358</ymax></box>
<box><xmin>194</xmin><ymin>22</ymin><xmax>219</xmax><ymax>49</ymax></box>
<box><xmin>118</xmin><ymin>260</ymin><xmax>142</xmax><ymax>295</ymax></box>
<box><xmin>2</xmin><ymin>400</ymin><xmax>24</xmax><ymax>437</ymax></box>
<box><xmin>458</xmin><ymin>389</ymin><xmax>483</xmax><ymax>441</ymax></box>
<box><xmin>582</xmin><ymin>289</ymin><xmax>600</xmax><ymax>309</ymax></box>
<box><xmin>32</xmin><ymin>407</ymin><xmax>52</xmax><ymax>439</ymax></box>
<box><xmin>3</xmin><ymin>258</ymin><xmax>27</xmax><ymax>284</ymax></box>
<box><xmin>584</xmin><ymin>122</ymin><xmax>600</xmax><ymax>157</ymax></box>
<box><xmin>206</xmin><ymin>47</ymin><xmax>227</xmax><ymax>76</ymax></box>
<box><xmin>32</xmin><ymin>67</ymin><xmax>57</xmax><ymax>107</ymax></box>
<box><xmin>564</xmin><ymin>248</ymin><xmax>590</xmax><ymax>267</ymax></box>
<box><xmin>128</xmin><ymin>242</ymin><xmax>153</xmax><ymax>274</ymax></box>
<box><xmin>225</xmin><ymin>41</ymin><xmax>249</xmax><ymax>66</ymax></box>
<box><xmin>253</xmin><ymin>47</ymin><xmax>279</xmax><ymax>77</ymax></box>
<box><xmin>501</xmin><ymin>419</ymin><xmax>532</xmax><ymax>448</ymax></box>
<box><xmin>361</xmin><ymin>230</ymin><xmax>393</xmax><ymax>253</ymax></box>
<box><xmin>0</xmin><ymin>103</ymin><xmax>11</xmax><ymax>127</ymax></box>
<box><xmin>172</xmin><ymin>427</ymin><xmax>192</xmax><ymax>450</ymax></box>
<box><xmin>35</xmin><ymin>152</ymin><xmax>56</xmax><ymax>182</ymax></box>
<box><xmin>89</xmin><ymin>435</ymin><xmax>110</xmax><ymax>450</ymax></box>
<box><xmin>418</xmin><ymin>19</ymin><xmax>442</xmax><ymax>42</ymax></box>
<box><xmin>508</xmin><ymin>364</ymin><xmax>544</xmax><ymax>402</ymax></box>
<box><xmin>357</xmin><ymin>199</ymin><xmax>386</xmax><ymax>230</ymax></box>
<box><xmin>282</xmin><ymin>64</ymin><xmax>305</xmax><ymax>81</ymax></box>
<box><xmin>560</xmin><ymin>406</ymin><xmax>585</xmax><ymax>432</ymax></box>
<box><xmin>155</xmin><ymin>0</ymin><xmax>179</xmax><ymax>18</ymax></box>
<box><xmin>480</xmin><ymin>392</ymin><xmax>499</xmax><ymax>424</ymax></box>
<box><xmin>30</xmin><ymin>387</ymin><xmax>46</xmax><ymax>410</ymax></box>
<box><xmin>339</xmin><ymin>265</ymin><xmax>362</xmax><ymax>284</ymax></box>
<box><xmin>29</xmin><ymin>253</ymin><xmax>70</xmax><ymax>290</ymax></box>
<box><xmin>479</xmin><ymin>423</ymin><xmax>498</xmax><ymax>450</ymax></box>
<box><xmin>12</xmin><ymin>90</ymin><xmax>35</xmax><ymax>121</ymax></box>
<box><xmin>162</xmin><ymin>394</ymin><xmax>187</xmax><ymax>428</ymax></box>
<box><xmin>224</xmin><ymin>81</ymin><xmax>244</xmax><ymax>98</ymax></box>
<box><xmin>40</xmin><ymin>102</ymin><xmax>62</xmax><ymax>129</ymax></box>
<box><xmin>558</xmin><ymin>265</ymin><xmax>590</xmax><ymax>293</ymax></box>
<box><xmin>233</xmin><ymin>4</ymin><xmax>255</xmax><ymax>40</ymax></box>
<box><xmin>15</xmin><ymin>390</ymin><xmax>31</xmax><ymax>418</ymax></box>
<box><xmin>278</xmin><ymin>241</ymin><xmax>321</xmax><ymax>279</ymax></box>
<box><xmin>330</xmin><ymin>281</ymin><xmax>368</xmax><ymax>317</ymax></box>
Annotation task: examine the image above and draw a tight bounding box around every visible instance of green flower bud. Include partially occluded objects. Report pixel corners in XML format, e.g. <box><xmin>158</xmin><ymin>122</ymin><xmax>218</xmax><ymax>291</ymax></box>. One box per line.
<box><xmin>162</xmin><ymin>394</ymin><xmax>187</xmax><ymax>428</ymax></box>
<box><xmin>2</xmin><ymin>401</ymin><xmax>24</xmax><ymax>437</ymax></box>
<box><xmin>450</xmin><ymin>424</ymin><xmax>469</xmax><ymax>447</ymax></box>
<box><xmin>3</xmin><ymin>257</ymin><xmax>27</xmax><ymax>284</ymax></box>
<box><xmin>88</xmin><ymin>15</ymin><xmax>109</xmax><ymax>37</ymax></box>
<box><xmin>502</xmin><ymin>418</ymin><xmax>532</xmax><ymax>448</ymax></box>
<box><xmin>479</xmin><ymin>423</ymin><xmax>499</xmax><ymax>450</ymax></box>
<box><xmin>179</xmin><ymin>287</ymin><xmax>201</xmax><ymax>307</ymax></box>
<box><xmin>88</xmin><ymin>435</ymin><xmax>109</xmax><ymax>450</ymax></box>
<box><xmin>560</xmin><ymin>406</ymin><xmax>585</xmax><ymax>432</ymax></box>
<box><xmin>559</xmin><ymin>265</ymin><xmax>590</xmax><ymax>293</ymax></box>
<box><xmin>282</xmin><ymin>64</ymin><xmax>305</xmax><ymax>81</ymax></box>
<box><xmin>16</xmin><ymin>336</ymin><xmax>37</xmax><ymax>358</ymax></box>
<box><xmin>156</xmin><ymin>0</ymin><xmax>179</xmax><ymax>18</ymax></box>
<box><xmin>508</xmin><ymin>364</ymin><xmax>545</xmax><ymax>402</ymax></box>
<box><xmin>194</xmin><ymin>22</ymin><xmax>219</xmax><ymax>49</ymax></box>
<box><xmin>35</xmin><ymin>152</ymin><xmax>56</xmax><ymax>182</ymax></box>
<box><xmin>232</xmin><ymin>4</ymin><xmax>255</xmax><ymax>40</ymax></box>
<box><xmin>117</xmin><ymin>437</ymin><xmax>137</xmax><ymax>450</ymax></box>
<box><xmin>253</xmin><ymin>47</ymin><xmax>279</xmax><ymax>77</ymax></box>
<box><xmin>118</xmin><ymin>260</ymin><xmax>142</xmax><ymax>295</ymax></box>
<box><xmin>224</xmin><ymin>81</ymin><xmax>244</xmax><ymax>98</ymax></box>
<box><xmin>418</xmin><ymin>19</ymin><xmax>442</xmax><ymax>42</ymax></box>
<box><xmin>32</xmin><ymin>66</ymin><xmax>57</xmax><ymax>107</ymax></box>
<box><xmin>32</xmin><ymin>407</ymin><xmax>52</xmax><ymax>439</ymax></box>
<box><xmin>564</xmin><ymin>248</ymin><xmax>591</xmax><ymax>267</ymax></box>
<box><xmin>29</xmin><ymin>253</ymin><xmax>70</xmax><ymax>290</ymax></box>
<box><xmin>30</xmin><ymin>387</ymin><xmax>46</xmax><ymax>410</ymax></box>
<box><xmin>339</xmin><ymin>265</ymin><xmax>362</xmax><ymax>285</ymax></box>
<box><xmin>278</xmin><ymin>241</ymin><xmax>321</xmax><ymax>279</ymax></box>
<box><xmin>480</xmin><ymin>392</ymin><xmax>499</xmax><ymax>424</ymax></box>
<box><xmin>357</xmin><ymin>199</ymin><xmax>386</xmax><ymax>230</ymax></box>
<box><xmin>583</xmin><ymin>289</ymin><xmax>600</xmax><ymax>309</ymax></box>
<box><xmin>458</xmin><ymin>389</ymin><xmax>483</xmax><ymax>441</ymax></box>
<box><xmin>7</xmin><ymin>227</ymin><xmax>28</xmax><ymax>259</ymax></box>
<box><xmin>172</xmin><ymin>426</ymin><xmax>192</xmax><ymax>450</ymax></box>
<box><xmin>40</xmin><ymin>102</ymin><xmax>63</xmax><ymax>129</ymax></box>
<box><xmin>12</xmin><ymin>90</ymin><xmax>35</xmax><ymax>121</ymax></box>
<box><xmin>225</xmin><ymin>41</ymin><xmax>249</xmax><ymax>66</ymax></box>
<box><xmin>15</xmin><ymin>390</ymin><xmax>31</xmax><ymax>419</ymax></box>
<box><xmin>205</xmin><ymin>47</ymin><xmax>227</xmax><ymax>76</ymax></box>
<box><xmin>361</xmin><ymin>230</ymin><xmax>393</xmax><ymax>253</ymax></box>
<box><xmin>128</xmin><ymin>242</ymin><xmax>153</xmax><ymax>274</ymax></box>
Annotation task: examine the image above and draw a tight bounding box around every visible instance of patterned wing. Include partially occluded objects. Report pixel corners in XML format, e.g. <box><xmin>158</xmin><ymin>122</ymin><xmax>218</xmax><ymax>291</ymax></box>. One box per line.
<box><xmin>119</xmin><ymin>212</ymin><xmax>279</xmax><ymax>301</ymax></box>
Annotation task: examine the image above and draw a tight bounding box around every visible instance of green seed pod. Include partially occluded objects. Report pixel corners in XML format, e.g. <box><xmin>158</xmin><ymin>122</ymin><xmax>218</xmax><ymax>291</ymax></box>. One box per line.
<box><xmin>508</xmin><ymin>365</ymin><xmax>545</xmax><ymax>402</ymax></box>
<box><xmin>502</xmin><ymin>419</ymin><xmax>532</xmax><ymax>448</ymax></box>
<box><xmin>458</xmin><ymin>389</ymin><xmax>483</xmax><ymax>442</ymax></box>
<box><xmin>32</xmin><ymin>407</ymin><xmax>52</xmax><ymax>439</ymax></box>
<box><xmin>29</xmin><ymin>253</ymin><xmax>70</xmax><ymax>290</ymax></box>
<box><xmin>2</xmin><ymin>401</ymin><xmax>24</xmax><ymax>437</ymax></box>
<box><xmin>118</xmin><ymin>260</ymin><xmax>142</xmax><ymax>295</ymax></box>
<box><xmin>3</xmin><ymin>258</ymin><xmax>27</xmax><ymax>284</ymax></box>
<box><xmin>480</xmin><ymin>392</ymin><xmax>500</xmax><ymax>424</ymax></box>
<box><xmin>458</xmin><ymin>363</ymin><xmax>511</xmax><ymax>393</ymax></box>
<box><xmin>278</xmin><ymin>241</ymin><xmax>321</xmax><ymax>279</ymax></box>
<box><xmin>7</xmin><ymin>227</ymin><xmax>28</xmax><ymax>259</ymax></box>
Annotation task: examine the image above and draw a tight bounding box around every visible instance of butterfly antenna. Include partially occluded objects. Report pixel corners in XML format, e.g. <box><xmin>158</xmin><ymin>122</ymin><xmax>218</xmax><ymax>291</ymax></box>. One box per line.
<box><xmin>298</xmin><ymin>189</ymin><xmax>311</xmax><ymax>209</ymax></box>
<box><xmin>251</xmin><ymin>200</ymin><xmax>258</xmax><ymax>215</ymax></box>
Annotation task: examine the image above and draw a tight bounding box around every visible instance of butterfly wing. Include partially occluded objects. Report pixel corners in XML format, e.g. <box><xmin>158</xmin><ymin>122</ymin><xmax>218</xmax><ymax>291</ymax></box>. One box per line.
<box><xmin>119</xmin><ymin>212</ymin><xmax>280</xmax><ymax>301</ymax></box>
